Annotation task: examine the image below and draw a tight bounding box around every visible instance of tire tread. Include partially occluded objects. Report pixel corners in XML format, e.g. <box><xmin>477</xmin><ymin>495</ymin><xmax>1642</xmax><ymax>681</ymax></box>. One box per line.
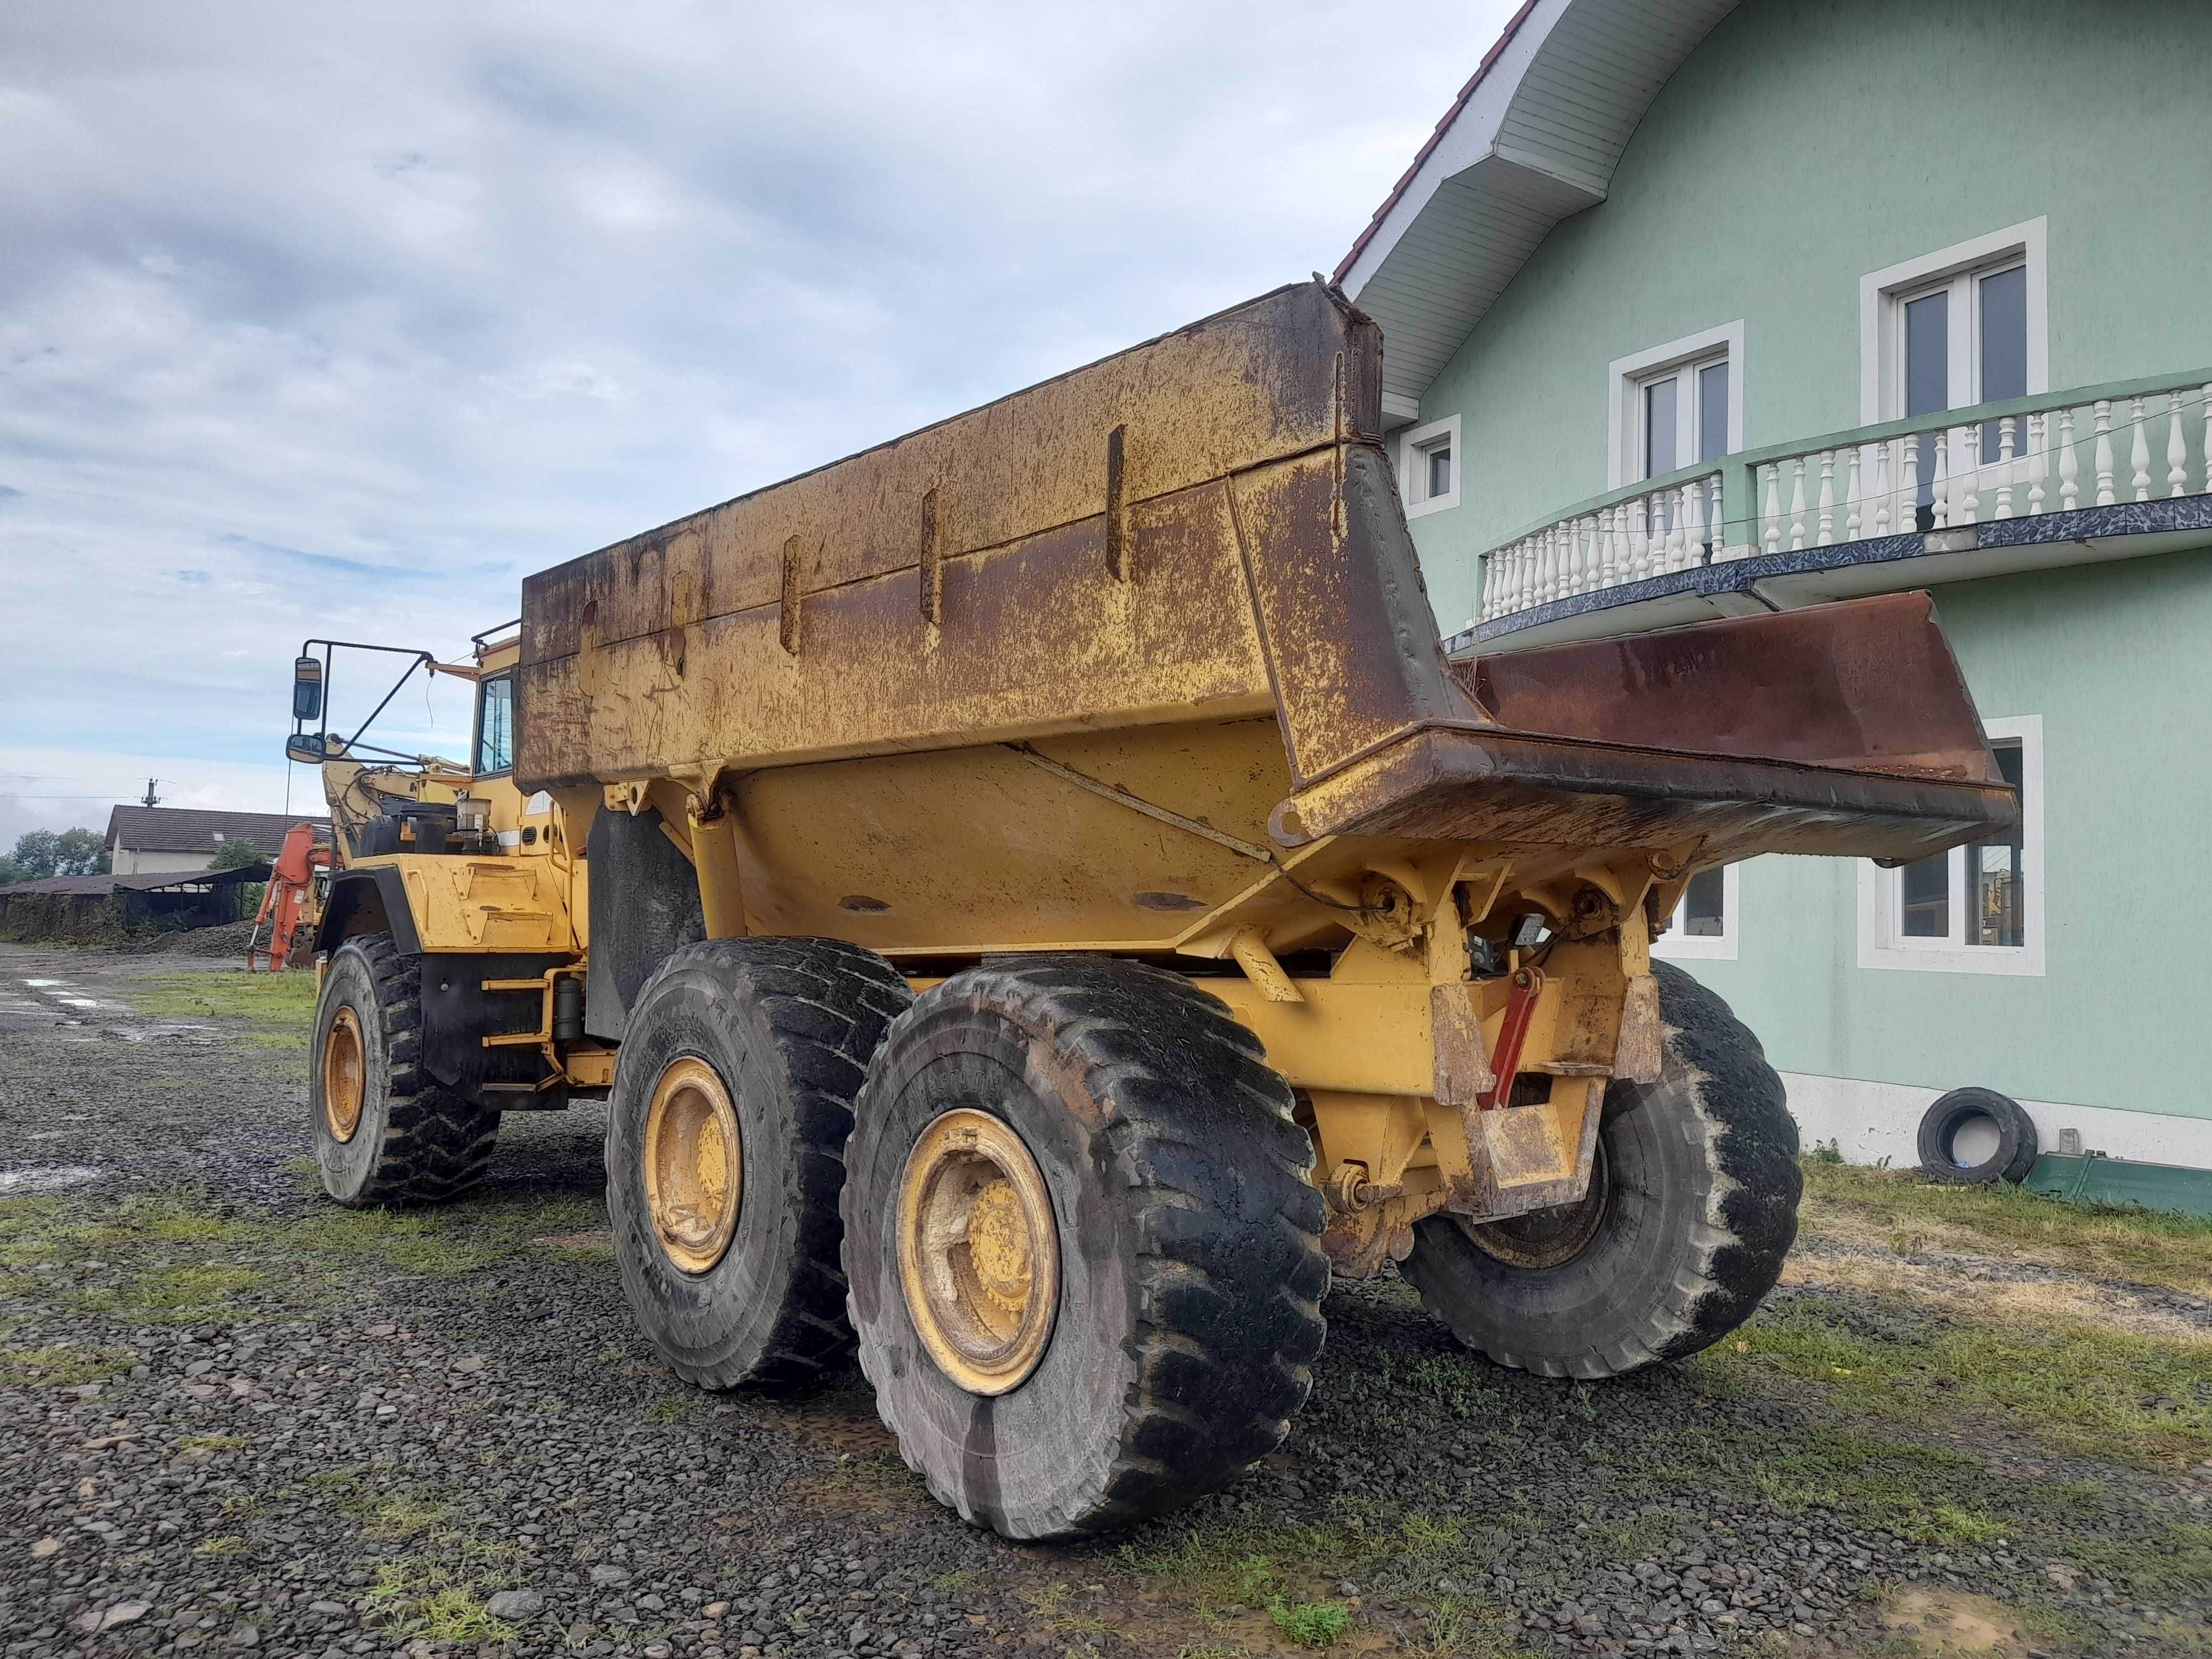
<box><xmin>849</xmin><ymin>954</ymin><xmax>1328</xmax><ymax>1538</ymax></box>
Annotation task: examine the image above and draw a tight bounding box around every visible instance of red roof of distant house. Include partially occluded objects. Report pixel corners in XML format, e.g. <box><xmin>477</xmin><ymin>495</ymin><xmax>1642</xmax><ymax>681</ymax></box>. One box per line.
<box><xmin>103</xmin><ymin>805</ymin><xmax>328</xmax><ymax>857</ymax></box>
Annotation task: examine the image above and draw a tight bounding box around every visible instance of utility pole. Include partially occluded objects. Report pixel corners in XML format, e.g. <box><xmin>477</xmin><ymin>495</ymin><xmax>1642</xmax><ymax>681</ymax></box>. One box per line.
<box><xmin>141</xmin><ymin>778</ymin><xmax>161</xmax><ymax>807</ymax></box>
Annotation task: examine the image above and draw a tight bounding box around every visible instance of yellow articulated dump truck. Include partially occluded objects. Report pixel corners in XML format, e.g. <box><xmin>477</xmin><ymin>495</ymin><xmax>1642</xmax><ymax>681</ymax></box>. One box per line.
<box><xmin>285</xmin><ymin>281</ymin><xmax>2014</xmax><ymax>1540</ymax></box>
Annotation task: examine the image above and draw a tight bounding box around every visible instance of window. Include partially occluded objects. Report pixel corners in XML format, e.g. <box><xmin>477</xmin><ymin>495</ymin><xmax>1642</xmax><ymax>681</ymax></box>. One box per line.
<box><xmin>474</xmin><ymin>674</ymin><xmax>514</xmax><ymax>776</ymax></box>
<box><xmin>1652</xmin><ymin>863</ymin><xmax>1739</xmax><ymax>962</ymax></box>
<box><xmin>1634</xmin><ymin>357</ymin><xmax>1730</xmax><ymax>481</ymax></box>
<box><xmin>1607</xmin><ymin>322</ymin><xmax>1744</xmax><ymax>489</ymax></box>
<box><xmin>1859</xmin><ymin>715</ymin><xmax>2043</xmax><ymax>975</ymax></box>
<box><xmin>1860</xmin><ymin>219</ymin><xmax>2048</xmax><ymax>424</ymax></box>
<box><xmin>1399</xmin><ymin>414</ymin><xmax>1460</xmax><ymax>518</ymax></box>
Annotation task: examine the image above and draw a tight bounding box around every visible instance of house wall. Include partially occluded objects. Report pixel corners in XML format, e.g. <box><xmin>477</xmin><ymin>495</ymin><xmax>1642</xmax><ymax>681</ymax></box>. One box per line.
<box><xmin>1400</xmin><ymin>0</ymin><xmax>2212</xmax><ymax>632</ymax></box>
<box><xmin>1383</xmin><ymin>0</ymin><xmax>2212</xmax><ymax>1164</ymax></box>
<box><xmin>1684</xmin><ymin>549</ymin><xmax>2212</xmax><ymax>1155</ymax></box>
<box><xmin>111</xmin><ymin>848</ymin><xmax>216</xmax><ymax>876</ymax></box>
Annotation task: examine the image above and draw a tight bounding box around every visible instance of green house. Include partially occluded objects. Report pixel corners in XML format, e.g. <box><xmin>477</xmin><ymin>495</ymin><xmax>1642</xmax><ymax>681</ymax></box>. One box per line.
<box><xmin>1338</xmin><ymin>0</ymin><xmax>2212</xmax><ymax>1180</ymax></box>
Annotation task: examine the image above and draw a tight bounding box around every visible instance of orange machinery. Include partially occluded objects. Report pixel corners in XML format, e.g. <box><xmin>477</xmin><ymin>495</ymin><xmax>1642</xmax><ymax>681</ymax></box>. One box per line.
<box><xmin>246</xmin><ymin>822</ymin><xmax>331</xmax><ymax>971</ymax></box>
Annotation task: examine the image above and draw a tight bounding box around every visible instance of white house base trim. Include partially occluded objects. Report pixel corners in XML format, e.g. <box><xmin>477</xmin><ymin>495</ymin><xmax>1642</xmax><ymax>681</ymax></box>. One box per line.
<box><xmin>1778</xmin><ymin>1071</ymin><xmax>2212</xmax><ymax>1174</ymax></box>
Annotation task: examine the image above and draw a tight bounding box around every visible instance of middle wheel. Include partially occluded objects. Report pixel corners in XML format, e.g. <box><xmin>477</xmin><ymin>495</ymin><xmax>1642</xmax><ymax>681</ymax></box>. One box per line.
<box><xmin>606</xmin><ymin>936</ymin><xmax>913</xmax><ymax>1390</ymax></box>
<box><xmin>843</xmin><ymin>956</ymin><xmax>1329</xmax><ymax>1541</ymax></box>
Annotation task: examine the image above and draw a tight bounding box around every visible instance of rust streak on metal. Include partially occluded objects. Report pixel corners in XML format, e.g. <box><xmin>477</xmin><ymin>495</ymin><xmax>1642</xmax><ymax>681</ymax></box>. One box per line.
<box><xmin>779</xmin><ymin>534</ymin><xmax>803</xmax><ymax>656</ymax></box>
<box><xmin>1105</xmin><ymin>424</ymin><xmax>1131</xmax><ymax>583</ymax></box>
<box><xmin>919</xmin><ymin>487</ymin><xmax>943</xmax><ymax>627</ymax></box>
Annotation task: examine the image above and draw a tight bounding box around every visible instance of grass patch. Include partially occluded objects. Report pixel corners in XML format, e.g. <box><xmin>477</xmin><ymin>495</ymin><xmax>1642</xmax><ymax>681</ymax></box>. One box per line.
<box><xmin>0</xmin><ymin>1342</ymin><xmax>135</xmax><ymax>1386</ymax></box>
<box><xmin>1799</xmin><ymin>1159</ymin><xmax>2212</xmax><ymax>1298</ymax></box>
<box><xmin>1749</xmin><ymin>1428</ymin><xmax>2006</xmax><ymax>1546</ymax></box>
<box><xmin>367</xmin><ymin>1494</ymin><xmax>453</xmax><ymax>1538</ymax></box>
<box><xmin>1114</xmin><ymin>1514</ymin><xmax>1348</xmax><ymax>1609</ymax></box>
<box><xmin>277</xmin><ymin>1209</ymin><xmax>499</xmax><ymax>1278</ymax></box>
<box><xmin>1417</xmin><ymin>1596</ymin><xmax>1542</xmax><ymax>1659</ymax></box>
<box><xmin>1718</xmin><ymin>1287</ymin><xmax>2212</xmax><ymax>1461</ymax></box>
<box><xmin>1268</xmin><ymin>1600</ymin><xmax>1350</xmax><ymax>1647</ymax></box>
<box><xmin>366</xmin><ymin>1541</ymin><xmax>521</xmax><ymax>1642</ymax></box>
<box><xmin>2064</xmin><ymin>1520</ymin><xmax>2212</xmax><ymax>1598</ymax></box>
<box><xmin>1587</xmin><ymin>1512</ymin><xmax>1674</xmax><ymax>1562</ymax></box>
<box><xmin>131</xmin><ymin>971</ymin><xmax>319</xmax><ymax>1030</ymax></box>
<box><xmin>69</xmin><ymin>1262</ymin><xmax>268</xmax><ymax>1322</ymax></box>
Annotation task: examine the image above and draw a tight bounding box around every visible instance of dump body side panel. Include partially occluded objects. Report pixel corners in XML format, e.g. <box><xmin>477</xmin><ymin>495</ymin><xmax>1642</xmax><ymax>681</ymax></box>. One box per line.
<box><xmin>516</xmin><ymin>282</ymin><xmax>1441</xmax><ymax>791</ymax></box>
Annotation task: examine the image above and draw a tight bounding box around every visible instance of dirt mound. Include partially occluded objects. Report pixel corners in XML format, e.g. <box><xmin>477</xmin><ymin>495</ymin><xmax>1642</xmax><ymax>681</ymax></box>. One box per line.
<box><xmin>111</xmin><ymin>918</ymin><xmax>263</xmax><ymax>959</ymax></box>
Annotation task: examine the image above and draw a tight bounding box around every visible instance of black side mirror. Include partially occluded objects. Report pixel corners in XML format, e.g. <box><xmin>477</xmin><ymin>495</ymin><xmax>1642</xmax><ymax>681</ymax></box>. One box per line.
<box><xmin>285</xmin><ymin>733</ymin><xmax>327</xmax><ymax>765</ymax></box>
<box><xmin>293</xmin><ymin>656</ymin><xmax>324</xmax><ymax>722</ymax></box>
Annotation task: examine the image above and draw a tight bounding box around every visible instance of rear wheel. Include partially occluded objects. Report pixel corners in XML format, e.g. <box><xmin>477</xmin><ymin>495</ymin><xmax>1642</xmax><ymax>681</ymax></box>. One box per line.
<box><xmin>311</xmin><ymin>934</ymin><xmax>499</xmax><ymax>1206</ymax></box>
<box><xmin>606</xmin><ymin>937</ymin><xmax>911</xmax><ymax>1389</ymax></box>
<box><xmin>843</xmin><ymin>956</ymin><xmax>1328</xmax><ymax>1540</ymax></box>
<box><xmin>1402</xmin><ymin>962</ymin><xmax>1799</xmax><ymax>1378</ymax></box>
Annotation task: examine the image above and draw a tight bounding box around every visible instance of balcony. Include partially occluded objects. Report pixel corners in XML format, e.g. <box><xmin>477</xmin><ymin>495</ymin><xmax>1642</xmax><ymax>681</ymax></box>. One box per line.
<box><xmin>1449</xmin><ymin>371</ymin><xmax>2212</xmax><ymax>656</ymax></box>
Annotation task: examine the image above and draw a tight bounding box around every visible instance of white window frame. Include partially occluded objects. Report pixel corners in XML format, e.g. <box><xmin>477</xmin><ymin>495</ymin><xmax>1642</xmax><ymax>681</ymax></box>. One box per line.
<box><xmin>1607</xmin><ymin>321</ymin><xmax>1744</xmax><ymax>489</ymax></box>
<box><xmin>1652</xmin><ymin>862</ymin><xmax>1739</xmax><ymax>963</ymax></box>
<box><xmin>1858</xmin><ymin>714</ymin><xmax>2043</xmax><ymax>976</ymax></box>
<box><xmin>1860</xmin><ymin>218</ymin><xmax>2048</xmax><ymax>424</ymax></box>
<box><xmin>1399</xmin><ymin>413</ymin><xmax>1460</xmax><ymax>518</ymax></box>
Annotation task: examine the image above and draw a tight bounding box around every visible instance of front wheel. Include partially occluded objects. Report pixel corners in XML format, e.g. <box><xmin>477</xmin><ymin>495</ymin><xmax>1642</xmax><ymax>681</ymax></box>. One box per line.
<box><xmin>843</xmin><ymin>957</ymin><xmax>1329</xmax><ymax>1541</ymax></box>
<box><xmin>1401</xmin><ymin>962</ymin><xmax>1800</xmax><ymax>1378</ymax></box>
<box><xmin>311</xmin><ymin>934</ymin><xmax>499</xmax><ymax>1206</ymax></box>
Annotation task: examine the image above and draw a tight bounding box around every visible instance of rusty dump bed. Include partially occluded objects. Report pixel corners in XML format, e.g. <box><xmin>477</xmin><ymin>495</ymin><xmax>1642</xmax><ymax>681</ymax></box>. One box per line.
<box><xmin>517</xmin><ymin>280</ymin><xmax>2013</xmax><ymax>888</ymax></box>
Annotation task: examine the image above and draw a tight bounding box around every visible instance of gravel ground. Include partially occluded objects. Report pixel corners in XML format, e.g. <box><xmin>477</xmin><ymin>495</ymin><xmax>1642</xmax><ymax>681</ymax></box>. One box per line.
<box><xmin>2</xmin><ymin>943</ymin><xmax>2207</xmax><ymax>1659</ymax></box>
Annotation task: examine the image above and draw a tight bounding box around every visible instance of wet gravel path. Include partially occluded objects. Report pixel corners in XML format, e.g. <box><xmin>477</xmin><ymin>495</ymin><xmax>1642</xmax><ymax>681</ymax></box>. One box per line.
<box><xmin>2</xmin><ymin>945</ymin><xmax>2206</xmax><ymax>1659</ymax></box>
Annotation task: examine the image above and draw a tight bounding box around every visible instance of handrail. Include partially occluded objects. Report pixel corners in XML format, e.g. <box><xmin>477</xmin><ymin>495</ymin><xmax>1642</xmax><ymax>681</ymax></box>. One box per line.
<box><xmin>1736</xmin><ymin>367</ymin><xmax>2212</xmax><ymax>472</ymax></box>
<box><xmin>1486</xmin><ymin>459</ymin><xmax>1724</xmax><ymax>555</ymax></box>
<box><xmin>1482</xmin><ymin>366</ymin><xmax>2212</xmax><ymax>560</ymax></box>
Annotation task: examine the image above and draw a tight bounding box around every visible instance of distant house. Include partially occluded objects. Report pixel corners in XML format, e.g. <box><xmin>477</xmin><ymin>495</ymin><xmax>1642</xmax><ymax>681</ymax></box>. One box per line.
<box><xmin>103</xmin><ymin>806</ymin><xmax>330</xmax><ymax>876</ymax></box>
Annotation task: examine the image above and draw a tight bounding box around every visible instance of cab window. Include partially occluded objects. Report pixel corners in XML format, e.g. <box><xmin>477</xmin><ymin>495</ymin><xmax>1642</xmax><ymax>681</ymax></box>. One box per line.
<box><xmin>474</xmin><ymin>675</ymin><xmax>514</xmax><ymax>776</ymax></box>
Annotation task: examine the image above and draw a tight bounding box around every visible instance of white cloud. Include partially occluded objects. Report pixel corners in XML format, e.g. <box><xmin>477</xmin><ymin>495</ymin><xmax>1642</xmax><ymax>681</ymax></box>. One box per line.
<box><xmin>0</xmin><ymin>0</ymin><xmax>1515</xmax><ymax>838</ymax></box>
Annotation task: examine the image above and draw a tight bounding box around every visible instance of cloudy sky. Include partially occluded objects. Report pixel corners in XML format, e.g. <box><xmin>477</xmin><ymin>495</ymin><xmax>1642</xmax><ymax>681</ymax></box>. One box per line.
<box><xmin>0</xmin><ymin>1</ymin><xmax>1512</xmax><ymax>841</ymax></box>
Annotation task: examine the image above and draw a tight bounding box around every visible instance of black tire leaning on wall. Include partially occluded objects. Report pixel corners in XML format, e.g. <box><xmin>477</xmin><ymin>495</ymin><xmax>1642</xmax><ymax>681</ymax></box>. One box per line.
<box><xmin>311</xmin><ymin>933</ymin><xmax>500</xmax><ymax>1206</ymax></box>
<box><xmin>606</xmin><ymin>937</ymin><xmax>912</xmax><ymax>1390</ymax></box>
<box><xmin>1401</xmin><ymin>961</ymin><xmax>1801</xmax><ymax>1379</ymax></box>
<box><xmin>1916</xmin><ymin>1087</ymin><xmax>2038</xmax><ymax>1185</ymax></box>
<box><xmin>842</xmin><ymin>956</ymin><xmax>1330</xmax><ymax>1541</ymax></box>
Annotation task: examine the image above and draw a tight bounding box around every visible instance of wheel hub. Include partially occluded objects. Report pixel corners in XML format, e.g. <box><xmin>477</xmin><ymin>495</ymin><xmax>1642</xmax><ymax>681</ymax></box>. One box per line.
<box><xmin>322</xmin><ymin>1006</ymin><xmax>366</xmax><ymax>1144</ymax></box>
<box><xmin>896</xmin><ymin>1107</ymin><xmax>1059</xmax><ymax>1395</ymax></box>
<box><xmin>1459</xmin><ymin>1139</ymin><xmax>1613</xmax><ymax>1270</ymax></box>
<box><xmin>643</xmin><ymin>1056</ymin><xmax>743</xmax><ymax>1275</ymax></box>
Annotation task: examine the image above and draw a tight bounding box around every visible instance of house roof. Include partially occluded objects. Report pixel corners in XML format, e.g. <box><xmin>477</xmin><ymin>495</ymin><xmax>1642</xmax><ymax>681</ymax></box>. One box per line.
<box><xmin>103</xmin><ymin>805</ymin><xmax>328</xmax><ymax>857</ymax></box>
<box><xmin>1334</xmin><ymin>0</ymin><xmax>1743</xmax><ymax>409</ymax></box>
<box><xmin>4</xmin><ymin>866</ymin><xmax>272</xmax><ymax>898</ymax></box>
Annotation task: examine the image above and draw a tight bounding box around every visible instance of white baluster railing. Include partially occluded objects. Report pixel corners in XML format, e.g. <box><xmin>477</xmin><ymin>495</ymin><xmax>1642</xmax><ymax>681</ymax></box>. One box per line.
<box><xmin>1472</xmin><ymin>378</ymin><xmax>2212</xmax><ymax>629</ymax></box>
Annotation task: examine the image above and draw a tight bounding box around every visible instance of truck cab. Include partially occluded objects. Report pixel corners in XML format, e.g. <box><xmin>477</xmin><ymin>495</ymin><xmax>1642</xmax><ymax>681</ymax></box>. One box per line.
<box><xmin>286</xmin><ymin>628</ymin><xmax>606</xmax><ymax>1120</ymax></box>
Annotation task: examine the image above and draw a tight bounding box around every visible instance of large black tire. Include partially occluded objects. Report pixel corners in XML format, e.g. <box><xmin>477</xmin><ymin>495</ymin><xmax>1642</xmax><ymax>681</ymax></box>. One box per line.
<box><xmin>311</xmin><ymin>933</ymin><xmax>499</xmax><ymax>1207</ymax></box>
<box><xmin>842</xmin><ymin>956</ymin><xmax>1329</xmax><ymax>1541</ymax></box>
<box><xmin>1917</xmin><ymin>1087</ymin><xmax>2038</xmax><ymax>1185</ymax></box>
<box><xmin>607</xmin><ymin>937</ymin><xmax>911</xmax><ymax>1390</ymax></box>
<box><xmin>1401</xmin><ymin>961</ymin><xmax>1799</xmax><ymax>1379</ymax></box>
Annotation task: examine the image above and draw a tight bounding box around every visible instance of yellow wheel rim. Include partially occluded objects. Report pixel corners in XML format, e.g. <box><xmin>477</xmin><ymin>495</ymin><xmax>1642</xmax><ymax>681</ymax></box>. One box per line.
<box><xmin>322</xmin><ymin>1006</ymin><xmax>366</xmax><ymax>1144</ymax></box>
<box><xmin>896</xmin><ymin>1108</ymin><xmax>1059</xmax><ymax>1395</ymax></box>
<box><xmin>643</xmin><ymin>1057</ymin><xmax>743</xmax><ymax>1275</ymax></box>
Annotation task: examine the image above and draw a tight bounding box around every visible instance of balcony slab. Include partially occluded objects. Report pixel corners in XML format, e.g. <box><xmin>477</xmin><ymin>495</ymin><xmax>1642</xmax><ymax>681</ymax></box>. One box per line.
<box><xmin>1446</xmin><ymin>494</ymin><xmax>2212</xmax><ymax>658</ymax></box>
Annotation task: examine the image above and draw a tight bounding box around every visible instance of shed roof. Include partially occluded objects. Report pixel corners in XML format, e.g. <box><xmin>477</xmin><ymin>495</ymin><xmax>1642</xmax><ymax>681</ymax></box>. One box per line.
<box><xmin>3</xmin><ymin>865</ymin><xmax>273</xmax><ymax>898</ymax></box>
